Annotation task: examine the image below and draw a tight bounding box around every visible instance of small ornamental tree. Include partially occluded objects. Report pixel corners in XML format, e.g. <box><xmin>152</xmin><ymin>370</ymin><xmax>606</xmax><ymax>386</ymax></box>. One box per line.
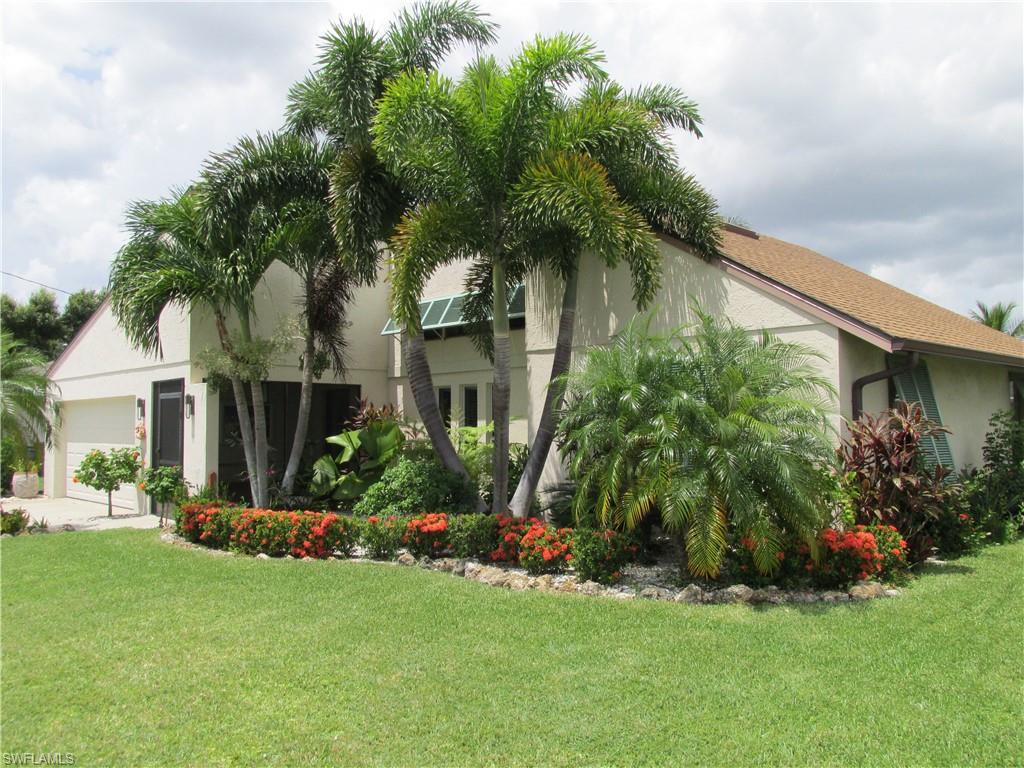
<box><xmin>138</xmin><ymin>465</ymin><xmax>185</xmax><ymax>524</ymax></box>
<box><xmin>74</xmin><ymin>448</ymin><xmax>142</xmax><ymax>517</ymax></box>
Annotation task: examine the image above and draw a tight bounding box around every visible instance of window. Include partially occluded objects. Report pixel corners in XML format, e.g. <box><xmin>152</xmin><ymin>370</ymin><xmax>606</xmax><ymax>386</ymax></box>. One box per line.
<box><xmin>462</xmin><ymin>385</ymin><xmax>478</xmax><ymax>428</ymax></box>
<box><xmin>437</xmin><ymin>386</ymin><xmax>452</xmax><ymax>428</ymax></box>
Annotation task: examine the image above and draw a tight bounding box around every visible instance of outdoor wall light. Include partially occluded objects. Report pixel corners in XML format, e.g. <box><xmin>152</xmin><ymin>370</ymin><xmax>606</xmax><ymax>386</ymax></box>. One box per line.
<box><xmin>136</xmin><ymin>397</ymin><xmax>146</xmax><ymax>419</ymax></box>
<box><xmin>184</xmin><ymin>394</ymin><xmax>195</xmax><ymax>419</ymax></box>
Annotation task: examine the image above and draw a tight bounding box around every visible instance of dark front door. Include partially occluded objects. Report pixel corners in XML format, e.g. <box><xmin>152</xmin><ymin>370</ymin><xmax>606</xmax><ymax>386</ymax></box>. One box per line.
<box><xmin>152</xmin><ymin>379</ymin><xmax>185</xmax><ymax>516</ymax></box>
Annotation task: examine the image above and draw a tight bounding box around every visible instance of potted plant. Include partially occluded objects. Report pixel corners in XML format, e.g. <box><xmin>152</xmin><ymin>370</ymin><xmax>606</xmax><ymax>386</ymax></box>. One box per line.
<box><xmin>11</xmin><ymin>453</ymin><xmax>40</xmax><ymax>500</ymax></box>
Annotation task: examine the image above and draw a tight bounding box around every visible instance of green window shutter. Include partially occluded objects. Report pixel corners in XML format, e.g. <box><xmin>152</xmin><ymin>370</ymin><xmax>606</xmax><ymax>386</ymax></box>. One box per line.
<box><xmin>889</xmin><ymin>357</ymin><xmax>956</xmax><ymax>473</ymax></box>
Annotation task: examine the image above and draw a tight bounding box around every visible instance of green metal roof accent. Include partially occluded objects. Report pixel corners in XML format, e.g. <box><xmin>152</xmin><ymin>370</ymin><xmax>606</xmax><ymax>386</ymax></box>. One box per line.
<box><xmin>381</xmin><ymin>284</ymin><xmax>526</xmax><ymax>336</ymax></box>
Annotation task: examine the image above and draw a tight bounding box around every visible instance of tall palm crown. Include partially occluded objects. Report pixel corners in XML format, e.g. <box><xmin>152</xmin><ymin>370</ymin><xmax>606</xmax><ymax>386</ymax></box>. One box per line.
<box><xmin>1</xmin><ymin>331</ymin><xmax>60</xmax><ymax>457</ymax></box>
<box><xmin>970</xmin><ymin>300</ymin><xmax>1024</xmax><ymax>338</ymax></box>
<box><xmin>558</xmin><ymin>314</ymin><xmax>836</xmax><ymax>578</ymax></box>
<box><xmin>372</xmin><ymin>35</ymin><xmax>721</xmax><ymax>510</ymax></box>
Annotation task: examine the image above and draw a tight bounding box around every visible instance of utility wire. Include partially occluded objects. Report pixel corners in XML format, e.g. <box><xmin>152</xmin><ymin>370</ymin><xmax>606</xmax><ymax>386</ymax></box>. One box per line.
<box><xmin>1</xmin><ymin>271</ymin><xmax>73</xmax><ymax>296</ymax></box>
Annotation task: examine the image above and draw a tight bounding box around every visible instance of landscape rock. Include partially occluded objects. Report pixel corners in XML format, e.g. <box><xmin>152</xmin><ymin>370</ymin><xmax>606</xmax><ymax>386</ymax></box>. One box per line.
<box><xmin>464</xmin><ymin>561</ymin><xmax>483</xmax><ymax>580</ymax></box>
<box><xmin>531</xmin><ymin>575</ymin><xmax>555</xmax><ymax>591</ymax></box>
<box><xmin>417</xmin><ymin>556</ymin><xmax>434</xmax><ymax>568</ymax></box>
<box><xmin>639</xmin><ymin>586</ymin><xmax>674</xmax><ymax>601</ymax></box>
<box><xmin>848</xmin><ymin>581</ymin><xmax>886</xmax><ymax>600</ymax></box>
<box><xmin>256</xmin><ymin>553</ymin><xmax>271</xmax><ymax>560</ymax></box>
<box><xmin>577</xmin><ymin>580</ymin><xmax>605</xmax><ymax>596</ymax></box>
<box><xmin>674</xmin><ymin>584</ymin><xmax>705</xmax><ymax>604</ymax></box>
<box><xmin>750</xmin><ymin>586</ymin><xmax>785</xmax><ymax>605</ymax></box>
<box><xmin>159</xmin><ymin>531</ymin><xmax>177</xmax><ymax>544</ymax></box>
<box><xmin>555</xmin><ymin>575</ymin><xmax>579</xmax><ymax>593</ymax></box>
<box><xmin>785</xmin><ymin>590</ymin><xmax>821</xmax><ymax>604</ymax></box>
<box><xmin>820</xmin><ymin>590</ymin><xmax>849</xmax><ymax>603</ymax></box>
<box><xmin>505</xmin><ymin>572</ymin><xmax>532</xmax><ymax>591</ymax></box>
<box><xmin>397</xmin><ymin>552</ymin><xmax>416</xmax><ymax>566</ymax></box>
<box><xmin>715</xmin><ymin>584</ymin><xmax>754</xmax><ymax>604</ymax></box>
<box><xmin>451</xmin><ymin>559</ymin><xmax>467</xmax><ymax>577</ymax></box>
<box><xmin>883</xmin><ymin>588</ymin><xmax>902</xmax><ymax>598</ymax></box>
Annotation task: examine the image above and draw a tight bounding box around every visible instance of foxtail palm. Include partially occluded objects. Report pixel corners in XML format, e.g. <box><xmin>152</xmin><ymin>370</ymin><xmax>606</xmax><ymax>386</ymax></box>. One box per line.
<box><xmin>108</xmin><ymin>190</ymin><xmax>272</xmax><ymax>505</ymax></box>
<box><xmin>970</xmin><ymin>301</ymin><xmax>1024</xmax><ymax>338</ymax></box>
<box><xmin>1</xmin><ymin>331</ymin><xmax>59</xmax><ymax>461</ymax></box>
<box><xmin>559</xmin><ymin>313</ymin><xmax>837</xmax><ymax>578</ymax></box>
<box><xmin>287</xmin><ymin>2</ymin><xmax>496</xmax><ymax>484</ymax></box>
<box><xmin>375</xmin><ymin>38</ymin><xmax>720</xmax><ymax>513</ymax></box>
<box><xmin>199</xmin><ymin>132</ymin><xmax>354</xmax><ymax>497</ymax></box>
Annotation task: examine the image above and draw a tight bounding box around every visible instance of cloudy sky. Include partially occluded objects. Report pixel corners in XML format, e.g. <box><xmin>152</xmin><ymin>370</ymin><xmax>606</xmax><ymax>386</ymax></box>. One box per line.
<box><xmin>3</xmin><ymin>1</ymin><xmax>1022</xmax><ymax>317</ymax></box>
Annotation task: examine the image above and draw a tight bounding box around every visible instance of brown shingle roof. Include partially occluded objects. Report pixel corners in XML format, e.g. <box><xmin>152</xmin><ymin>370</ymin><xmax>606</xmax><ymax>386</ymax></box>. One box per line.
<box><xmin>715</xmin><ymin>227</ymin><xmax>1024</xmax><ymax>365</ymax></box>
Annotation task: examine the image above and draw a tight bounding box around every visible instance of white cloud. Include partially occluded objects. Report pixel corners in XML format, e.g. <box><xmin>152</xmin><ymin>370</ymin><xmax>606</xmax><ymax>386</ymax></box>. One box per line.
<box><xmin>2</xmin><ymin>0</ymin><xmax>1021</xmax><ymax>316</ymax></box>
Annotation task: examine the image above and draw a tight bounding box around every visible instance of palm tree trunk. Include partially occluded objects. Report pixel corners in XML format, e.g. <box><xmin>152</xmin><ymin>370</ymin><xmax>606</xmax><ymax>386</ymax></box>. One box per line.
<box><xmin>238</xmin><ymin>312</ymin><xmax>269</xmax><ymax>508</ymax></box>
<box><xmin>491</xmin><ymin>263</ymin><xmax>511</xmax><ymax>514</ymax></box>
<box><xmin>230</xmin><ymin>376</ymin><xmax>260</xmax><ymax>505</ymax></box>
<box><xmin>281</xmin><ymin>331</ymin><xmax>316</xmax><ymax>496</ymax></box>
<box><xmin>402</xmin><ymin>331</ymin><xmax>469</xmax><ymax>480</ymax></box>
<box><xmin>215</xmin><ymin>310</ymin><xmax>260</xmax><ymax>505</ymax></box>
<box><xmin>510</xmin><ymin>268</ymin><xmax>577</xmax><ymax>517</ymax></box>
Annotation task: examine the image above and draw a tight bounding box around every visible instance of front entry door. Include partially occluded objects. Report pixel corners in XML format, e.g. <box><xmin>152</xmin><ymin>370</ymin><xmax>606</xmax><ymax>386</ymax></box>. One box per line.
<box><xmin>151</xmin><ymin>379</ymin><xmax>185</xmax><ymax>516</ymax></box>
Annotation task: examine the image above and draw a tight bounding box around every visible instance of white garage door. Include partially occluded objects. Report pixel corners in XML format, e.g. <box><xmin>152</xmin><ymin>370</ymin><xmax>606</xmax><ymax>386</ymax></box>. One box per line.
<box><xmin>65</xmin><ymin>397</ymin><xmax>138</xmax><ymax>510</ymax></box>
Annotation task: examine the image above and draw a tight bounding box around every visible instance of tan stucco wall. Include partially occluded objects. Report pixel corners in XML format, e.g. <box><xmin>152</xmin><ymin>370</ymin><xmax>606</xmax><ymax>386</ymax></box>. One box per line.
<box><xmin>526</xmin><ymin>241</ymin><xmax>844</xmax><ymax>494</ymax></box>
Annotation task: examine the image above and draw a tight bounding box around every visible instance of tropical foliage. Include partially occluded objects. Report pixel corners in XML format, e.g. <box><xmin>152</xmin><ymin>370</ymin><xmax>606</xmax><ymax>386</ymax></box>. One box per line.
<box><xmin>558</xmin><ymin>313</ymin><xmax>837</xmax><ymax>578</ymax></box>
<box><xmin>970</xmin><ymin>300</ymin><xmax>1024</xmax><ymax>337</ymax></box>
<box><xmin>0</xmin><ymin>331</ymin><xmax>59</xmax><ymax>464</ymax></box>
<box><xmin>310</xmin><ymin>420</ymin><xmax>405</xmax><ymax>501</ymax></box>
<box><xmin>1</xmin><ymin>288</ymin><xmax>105</xmax><ymax>359</ymax></box>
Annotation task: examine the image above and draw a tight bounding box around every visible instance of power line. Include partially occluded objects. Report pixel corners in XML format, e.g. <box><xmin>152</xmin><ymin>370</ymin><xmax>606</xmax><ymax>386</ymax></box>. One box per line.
<box><xmin>1</xmin><ymin>271</ymin><xmax>73</xmax><ymax>296</ymax></box>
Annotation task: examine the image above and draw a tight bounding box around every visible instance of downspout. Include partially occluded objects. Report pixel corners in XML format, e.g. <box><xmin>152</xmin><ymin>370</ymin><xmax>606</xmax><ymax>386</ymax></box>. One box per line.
<box><xmin>851</xmin><ymin>351</ymin><xmax>919</xmax><ymax>420</ymax></box>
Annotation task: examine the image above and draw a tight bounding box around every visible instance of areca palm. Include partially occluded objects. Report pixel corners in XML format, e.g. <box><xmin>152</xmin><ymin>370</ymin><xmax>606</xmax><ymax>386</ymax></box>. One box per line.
<box><xmin>199</xmin><ymin>132</ymin><xmax>354</xmax><ymax>496</ymax></box>
<box><xmin>374</xmin><ymin>37</ymin><xmax>720</xmax><ymax>513</ymax></box>
<box><xmin>558</xmin><ymin>314</ymin><xmax>837</xmax><ymax>578</ymax></box>
<box><xmin>970</xmin><ymin>301</ymin><xmax>1024</xmax><ymax>338</ymax></box>
<box><xmin>108</xmin><ymin>190</ymin><xmax>273</xmax><ymax>506</ymax></box>
<box><xmin>1</xmin><ymin>331</ymin><xmax>59</xmax><ymax>460</ymax></box>
<box><xmin>287</xmin><ymin>2</ymin><xmax>496</xmax><ymax>484</ymax></box>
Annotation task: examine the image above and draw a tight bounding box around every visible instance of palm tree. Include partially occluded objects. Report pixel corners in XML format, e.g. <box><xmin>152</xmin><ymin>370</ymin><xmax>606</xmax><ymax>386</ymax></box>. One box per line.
<box><xmin>199</xmin><ymin>132</ymin><xmax>355</xmax><ymax>497</ymax></box>
<box><xmin>108</xmin><ymin>190</ymin><xmax>273</xmax><ymax>506</ymax></box>
<box><xmin>970</xmin><ymin>301</ymin><xmax>1024</xmax><ymax>338</ymax></box>
<box><xmin>374</xmin><ymin>40</ymin><xmax>721</xmax><ymax>513</ymax></box>
<box><xmin>558</xmin><ymin>313</ymin><xmax>837</xmax><ymax>578</ymax></box>
<box><xmin>1</xmin><ymin>331</ymin><xmax>59</xmax><ymax>462</ymax></box>
<box><xmin>287</xmin><ymin>2</ymin><xmax>496</xmax><ymax>485</ymax></box>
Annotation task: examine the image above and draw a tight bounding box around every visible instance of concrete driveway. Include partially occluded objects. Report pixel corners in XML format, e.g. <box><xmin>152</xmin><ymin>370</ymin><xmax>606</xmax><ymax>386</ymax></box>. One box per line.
<box><xmin>2</xmin><ymin>496</ymin><xmax>162</xmax><ymax>531</ymax></box>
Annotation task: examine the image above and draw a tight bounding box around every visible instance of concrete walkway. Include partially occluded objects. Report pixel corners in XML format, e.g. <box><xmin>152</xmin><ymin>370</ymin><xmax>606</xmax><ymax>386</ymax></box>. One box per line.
<box><xmin>2</xmin><ymin>496</ymin><xmax>162</xmax><ymax>531</ymax></box>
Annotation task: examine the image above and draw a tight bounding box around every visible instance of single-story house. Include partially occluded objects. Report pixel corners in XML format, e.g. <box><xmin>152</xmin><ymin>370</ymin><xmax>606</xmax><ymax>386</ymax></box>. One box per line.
<box><xmin>45</xmin><ymin>224</ymin><xmax>1024</xmax><ymax>513</ymax></box>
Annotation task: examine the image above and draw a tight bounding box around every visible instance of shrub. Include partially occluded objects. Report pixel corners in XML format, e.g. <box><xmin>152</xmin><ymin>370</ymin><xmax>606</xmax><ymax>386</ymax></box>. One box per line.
<box><xmin>231</xmin><ymin>510</ymin><xmax>358</xmax><ymax>559</ymax></box>
<box><xmin>518</xmin><ymin>523</ymin><xmax>572</xmax><ymax>575</ymax></box>
<box><xmin>448</xmin><ymin>514</ymin><xmax>499</xmax><ymax>559</ymax></box>
<box><xmin>177</xmin><ymin>504</ymin><xmax>236</xmax><ymax>549</ymax></box>
<box><xmin>360</xmin><ymin>515</ymin><xmax>405</xmax><ymax>559</ymax></box>
<box><xmin>353</xmin><ymin>456</ymin><xmax>474</xmax><ymax>518</ymax></box>
<box><xmin>490</xmin><ymin>514</ymin><xmax>542</xmax><ymax>562</ymax></box>
<box><xmin>74</xmin><ymin>447</ymin><xmax>142</xmax><ymax>517</ymax></box>
<box><xmin>403</xmin><ymin>512</ymin><xmax>449</xmax><ymax>557</ymax></box>
<box><xmin>310</xmin><ymin>420</ymin><xmax>404</xmax><ymax>502</ymax></box>
<box><xmin>840</xmin><ymin>402</ymin><xmax>960</xmax><ymax>562</ymax></box>
<box><xmin>558</xmin><ymin>313</ymin><xmax>836</xmax><ymax>579</ymax></box>
<box><xmin>857</xmin><ymin>524</ymin><xmax>909</xmax><ymax>580</ymax></box>
<box><xmin>570</xmin><ymin>528</ymin><xmax>634</xmax><ymax>584</ymax></box>
<box><xmin>813</xmin><ymin>528</ymin><xmax>884</xmax><ymax>588</ymax></box>
<box><xmin>962</xmin><ymin>411</ymin><xmax>1024</xmax><ymax>543</ymax></box>
<box><xmin>928</xmin><ymin>506</ymin><xmax>985</xmax><ymax>558</ymax></box>
<box><xmin>1</xmin><ymin>507</ymin><xmax>29</xmax><ymax>535</ymax></box>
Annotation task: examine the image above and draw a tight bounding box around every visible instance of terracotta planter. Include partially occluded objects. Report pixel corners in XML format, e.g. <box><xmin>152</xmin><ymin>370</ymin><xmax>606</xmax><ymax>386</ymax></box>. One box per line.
<box><xmin>12</xmin><ymin>471</ymin><xmax>39</xmax><ymax>499</ymax></box>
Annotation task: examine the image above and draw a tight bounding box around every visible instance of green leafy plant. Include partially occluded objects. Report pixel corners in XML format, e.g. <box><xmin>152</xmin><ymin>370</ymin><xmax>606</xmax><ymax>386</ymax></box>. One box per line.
<box><xmin>352</xmin><ymin>455</ymin><xmax>474</xmax><ymax>518</ymax></box>
<box><xmin>359</xmin><ymin>515</ymin><xmax>406</xmax><ymax>560</ymax></box>
<box><xmin>138</xmin><ymin>465</ymin><xmax>186</xmax><ymax>523</ymax></box>
<box><xmin>73</xmin><ymin>448</ymin><xmax>142</xmax><ymax>517</ymax></box>
<box><xmin>570</xmin><ymin>528</ymin><xmax>634</xmax><ymax>584</ymax></box>
<box><xmin>309</xmin><ymin>420</ymin><xmax>405</xmax><ymax>502</ymax></box>
<box><xmin>448</xmin><ymin>514</ymin><xmax>499</xmax><ymax>559</ymax></box>
<box><xmin>559</xmin><ymin>312</ymin><xmax>836</xmax><ymax>578</ymax></box>
<box><xmin>1</xmin><ymin>507</ymin><xmax>30</xmax><ymax>535</ymax></box>
<box><xmin>963</xmin><ymin>411</ymin><xmax>1024</xmax><ymax>542</ymax></box>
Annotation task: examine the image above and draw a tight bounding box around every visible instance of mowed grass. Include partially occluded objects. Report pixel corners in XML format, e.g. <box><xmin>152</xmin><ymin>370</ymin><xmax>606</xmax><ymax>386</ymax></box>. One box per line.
<box><xmin>1</xmin><ymin>531</ymin><xmax>1021</xmax><ymax>767</ymax></box>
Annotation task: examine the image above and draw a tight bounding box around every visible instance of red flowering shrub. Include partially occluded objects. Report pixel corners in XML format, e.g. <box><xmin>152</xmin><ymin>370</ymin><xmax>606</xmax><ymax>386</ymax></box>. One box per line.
<box><xmin>176</xmin><ymin>502</ymin><xmax>235</xmax><ymax>547</ymax></box>
<box><xmin>813</xmin><ymin>528</ymin><xmax>884</xmax><ymax>587</ymax></box>
<box><xmin>855</xmin><ymin>524</ymin><xmax>908</xmax><ymax>579</ymax></box>
<box><xmin>403</xmin><ymin>512</ymin><xmax>449</xmax><ymax>557</ymax></box>
<box><xmin>518</xmin><ymin>523</ymin><xmax>572</xmax><ymax>575</ymax></box>
<box><xmin>490</xmin><ymin>514</ymin><xmax>542</xmax><ymax>562</ymax></box>
<box><xmin>569</xmin><ymin>528</ymin><xmax>635</xmax><ymax>584</ymax></box>
<box><xmin>230</xmin><ymin>510</ymin><xmax>358</xmax><ymax>559</ymax></box>
<box><xmin>361</xmin><ymin>515</ymin><xmax>405</xmax><ymax>559</ymax></box>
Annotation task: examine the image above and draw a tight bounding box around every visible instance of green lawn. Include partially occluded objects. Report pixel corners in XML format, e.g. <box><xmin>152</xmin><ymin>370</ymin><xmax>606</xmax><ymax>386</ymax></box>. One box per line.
<box><xmin>1</xmin><ymin>531</ymin><xmax>1021</xmax><ymax>767</ymax></box>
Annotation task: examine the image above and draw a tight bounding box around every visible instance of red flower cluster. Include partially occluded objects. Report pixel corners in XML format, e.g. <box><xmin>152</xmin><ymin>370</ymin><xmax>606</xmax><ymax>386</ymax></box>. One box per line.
<box><xmin>177</xmin><ymin>502</ymin><xmax>234</xmax><ymax>547</ymax></box>
<box><xmin>815</xmin><ymin>527</ymin><xmax>885</xmax><ymax>584</ymax></box>
<box><xmin>230</xmin><ymin>509</ymin><xmax>357</xmax><ymax>559</ymax></box>
<box><xmin>403</xmin><ymin>512</ymin><xmax>449</xmax><ymax>557</ymax></box>
<box><xmin>490</xmin><ymin>514</ymin><xmax>543</xmax><ymax>562</ymax></box>
<box><xmin>518</xmin><ymin>523</ymin><xmax>573</xmax><ymax>575</ymax></box>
